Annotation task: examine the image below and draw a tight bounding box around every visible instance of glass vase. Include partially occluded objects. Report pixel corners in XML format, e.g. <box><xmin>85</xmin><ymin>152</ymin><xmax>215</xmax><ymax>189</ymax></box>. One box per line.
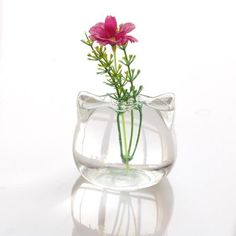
<box><xmin>73</xmin><ymin>91</ymin><xmax>176</xmax><ymax>191</ymax></box>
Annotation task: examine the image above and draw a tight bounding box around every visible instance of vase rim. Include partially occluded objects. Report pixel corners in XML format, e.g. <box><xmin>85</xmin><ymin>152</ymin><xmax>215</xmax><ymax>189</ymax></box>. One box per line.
<box><xmin>77</xmin><ymin>91</ymin><xmax>175</xmax><ymax>113</ymax></box>
<box><xmin>108</xmin><ymin>94</ymin><xmax>142</xmax><ymax>112</ymax></box>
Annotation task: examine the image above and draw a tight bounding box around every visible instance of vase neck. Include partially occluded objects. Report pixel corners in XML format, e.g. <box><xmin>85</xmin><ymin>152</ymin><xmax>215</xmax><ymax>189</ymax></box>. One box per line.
<box><xmin>112</xmin><ymin>97</ymin><xmax>141</xmax><ymax>113</ymax></box>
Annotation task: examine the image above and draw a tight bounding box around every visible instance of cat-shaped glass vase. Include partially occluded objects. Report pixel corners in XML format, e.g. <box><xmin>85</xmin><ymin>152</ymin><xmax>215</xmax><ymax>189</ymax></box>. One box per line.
<box><xmin>73</xmin><ymin>92</ymin><xmax>176</xmax><ymax>191</ymax></box>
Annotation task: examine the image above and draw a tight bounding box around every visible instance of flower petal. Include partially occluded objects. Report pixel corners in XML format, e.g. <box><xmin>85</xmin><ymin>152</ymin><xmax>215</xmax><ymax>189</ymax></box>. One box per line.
<box><xmin>125</xmin><ymin>35</ymin><xmax>138</xmax><ymax>43</ymax></box>
<box><xmin>119</xmin><ymin>23</ymin><xmax>135</xmax><ymax>34</ymax></box>
<box><xmin>89</xmin><ymin>23</ymin><xmax>105</xmax><ymax>36</ymax></box>
<box><xmin>104</xmin><ymin>16</ymin><xmax>117</xmax><ymax>37</ymax></box>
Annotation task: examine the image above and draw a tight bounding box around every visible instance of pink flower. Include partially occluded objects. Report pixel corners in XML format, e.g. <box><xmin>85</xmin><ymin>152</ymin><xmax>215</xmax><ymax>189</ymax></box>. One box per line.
<box><xmin>89</xmin><ymin>16</ymin><xmax>138</xmax><ymax>46</ymax></box>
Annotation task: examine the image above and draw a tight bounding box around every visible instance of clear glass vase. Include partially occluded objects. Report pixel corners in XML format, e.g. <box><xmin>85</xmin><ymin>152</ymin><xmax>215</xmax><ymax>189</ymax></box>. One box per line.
<box><xmin>73</xmin><ymin>91</ymin><xmax>176</xmax><ymax>191</ymax></box>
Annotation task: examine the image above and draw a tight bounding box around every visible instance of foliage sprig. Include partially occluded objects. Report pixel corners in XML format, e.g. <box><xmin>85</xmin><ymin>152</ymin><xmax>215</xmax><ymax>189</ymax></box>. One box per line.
<box><xmin>82</xmin><ymin>34</ymin><xmax>142</xmax><ymax>104</ymax></box>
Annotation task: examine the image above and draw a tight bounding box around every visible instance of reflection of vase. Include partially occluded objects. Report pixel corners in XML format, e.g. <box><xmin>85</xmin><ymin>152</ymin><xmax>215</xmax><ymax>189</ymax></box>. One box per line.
<box><xmin>71</xmin><ymin>177</ymin><xmax>174</xmax><ymax>236</ymax></box>
<box><xmin>73</xmin><ymin>91</ymin><xmax>176</xmax><ymax>191</ymax></box>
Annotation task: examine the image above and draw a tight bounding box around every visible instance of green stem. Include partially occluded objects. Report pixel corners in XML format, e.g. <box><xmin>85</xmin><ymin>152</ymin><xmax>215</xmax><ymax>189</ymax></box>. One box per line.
<box><xmin>113</xmin><ymin>45</ymin><xmax>129</xmax><ymax>167</ymax></box>
<box><xmin>112</xmin><ymin>46</ymin><xmax>118</xmax><ymax>71</ymax></box>
<box><xmin>130</xmin><ymin>106</ymin><xmax>143</xmax><ymax>158</ymax></box>
<box><xmin>116</xmin><ymin>112</ymin><xmax>123</xmax><ymax>158</ymax></box>
<box><xmin>122</xmin><ymin>46</ymin><xmax>136</xmax><ymax>159</ymax></box>
<box><xmin>128</xmin><ymin>110</ymin><xmax>134</xmax><ymax>155</ymax></box>
<box><xmin>121</xmin><ymin>112</ymin><xmax>129</xmax><ymax>163</ymax></box>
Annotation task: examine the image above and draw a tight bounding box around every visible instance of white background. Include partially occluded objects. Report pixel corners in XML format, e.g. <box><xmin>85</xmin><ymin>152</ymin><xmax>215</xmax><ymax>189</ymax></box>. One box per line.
<box><xmin>0</xmin><ymin>0</ymin><xmax>236</xmax><ymax>235</ymax></box>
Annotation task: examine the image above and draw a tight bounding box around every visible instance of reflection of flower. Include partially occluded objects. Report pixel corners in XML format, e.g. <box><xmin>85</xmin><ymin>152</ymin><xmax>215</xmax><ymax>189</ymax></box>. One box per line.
<box><xmin>89</xmin><ymin>16</ymin><xmax>137</xmax><ymax>46</ymax></box>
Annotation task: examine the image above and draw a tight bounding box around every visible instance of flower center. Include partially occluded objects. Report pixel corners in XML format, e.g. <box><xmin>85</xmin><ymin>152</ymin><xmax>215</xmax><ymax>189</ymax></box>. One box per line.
<box><xmin>109</xmin><ymin>36</ymin><xmax>116</xmax><ymax>42</ymax></box>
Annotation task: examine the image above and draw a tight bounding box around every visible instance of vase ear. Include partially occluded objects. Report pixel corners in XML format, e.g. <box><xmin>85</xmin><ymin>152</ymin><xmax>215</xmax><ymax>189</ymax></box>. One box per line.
<box><xmin>77</xmin><ymin>91</ymin><xmax>110</xmax><ymax>122</ymax></box>
<box><xmin>141</xmin><ymin>93</ymin><xmax>175</xmax><ymax>129</ymax></box>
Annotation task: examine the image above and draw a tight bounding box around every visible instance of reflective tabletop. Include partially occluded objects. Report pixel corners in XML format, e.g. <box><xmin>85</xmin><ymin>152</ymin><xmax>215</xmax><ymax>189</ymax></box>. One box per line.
<box><xmin>71</xmin><ymin>177</ymin><xmax>173</xmax><ymax>236</ymax></box>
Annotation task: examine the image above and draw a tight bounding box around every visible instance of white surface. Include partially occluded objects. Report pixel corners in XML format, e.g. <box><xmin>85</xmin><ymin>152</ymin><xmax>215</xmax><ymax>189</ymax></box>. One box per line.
<box><xmin>1</xmin><ymin>0</ymin><xmax>236</xmax><ymax>235</ymax></box>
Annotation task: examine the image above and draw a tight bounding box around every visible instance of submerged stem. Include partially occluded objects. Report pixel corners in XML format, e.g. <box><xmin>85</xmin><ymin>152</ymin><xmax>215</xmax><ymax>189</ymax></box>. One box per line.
<box><xmin>116</xmin><ymin>112</ymin><xmax>123</xmax><ymax>158</ymax></box>
<box><xmin>130</xmin><ymin>106</ymin><xmax>143</xmax><ymax>158</ymax></box>
<box><xmin>121</xmin><ymin>112</ymin><xmax>129</xmax><ymax>166</ymax></box>
<box><xmin>128</xmin><ymin>110</ymin><xmax>134</xmax><ymax>155</ymax></box>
